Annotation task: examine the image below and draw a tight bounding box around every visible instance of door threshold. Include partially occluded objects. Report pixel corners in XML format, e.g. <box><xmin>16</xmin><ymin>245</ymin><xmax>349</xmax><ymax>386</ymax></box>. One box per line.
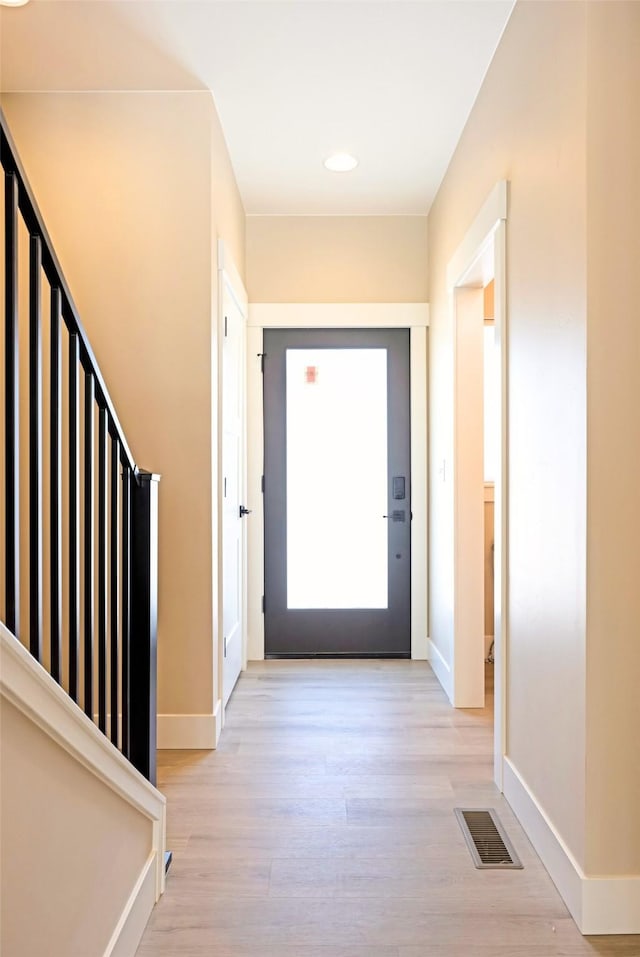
<box><xmin>265</xmin><ymin>653</ymin><xmax>411</xmax><ymax>660</ymax></box>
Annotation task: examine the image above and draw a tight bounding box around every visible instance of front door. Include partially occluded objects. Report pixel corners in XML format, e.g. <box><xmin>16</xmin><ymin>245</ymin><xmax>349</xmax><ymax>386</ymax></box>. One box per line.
<box><xmin>263</xmin><ymin>328</ymin><xmax>410</xmax><ymax>657</ymax></box>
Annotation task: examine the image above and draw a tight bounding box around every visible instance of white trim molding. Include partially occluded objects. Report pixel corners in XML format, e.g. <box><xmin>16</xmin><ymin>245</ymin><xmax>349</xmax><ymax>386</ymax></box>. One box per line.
<box><xmin>157</xmin><ymin>703</ymin><xmax>222</xmax><ymax>750</ymax></box>
<box><xmin>246</xmin><ymin>324</ymin><xmax>265</xmax><ymax>661</ymax></box>
<box><xmin>447</xmin><ymin>181</ymin><xmax>508</xmax><ymax>290</ymax></box>
<box><xmin>428</xmin><ymin>640</ymin><xmax>452</xmax><ymax>700</ymax></box>
<box><xmin>0</xmin><ymin>624</ymin><xmax>166</xmax><ymax>842</ymax></box>
<box><xmin>504</xmin><ymin>758</ymin><xmax>640</xmax><ymax>934</ymax></box>
<box><xmin>410</xmin><ymin>326</ymin><xmax>429</xmax><ymax>659</ymax></box>
<box><xmin>0</xmin><ymin>622</ymin><xmax>166</xmax><ymax>956</ymax></box>
<box><xmin>104</xmin><ymin>853</ymin><xmax>157</xmax><ymax>957</ymax></box>
<box><xmin>246</xmin><ymin>303</ymin><xmax>429</xmax><ymax>661</ymax></box>
<box><xmin>249</xmin><ymin>302</ymin><xmax>429</xmax><ymax>329</ymax></box>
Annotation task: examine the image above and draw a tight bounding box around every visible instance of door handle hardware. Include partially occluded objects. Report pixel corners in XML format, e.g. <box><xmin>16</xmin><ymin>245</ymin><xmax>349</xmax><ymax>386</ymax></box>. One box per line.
<box><xmin>383</xmin><ymin>510</ymin><xmax>406</xmax><ymax>523</ymax></box>
<box><xmin>239</xmin><ymin>505</ymin><xmax>252</xmax><ymax>517</ymax></box>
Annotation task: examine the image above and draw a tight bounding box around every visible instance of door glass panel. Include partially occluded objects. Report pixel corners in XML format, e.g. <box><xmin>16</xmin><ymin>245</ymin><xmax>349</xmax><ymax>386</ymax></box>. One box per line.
<box><xmin>286</xmin><ymin>348</ymin><xmax>388</xmax><ymax>609</ymax></box>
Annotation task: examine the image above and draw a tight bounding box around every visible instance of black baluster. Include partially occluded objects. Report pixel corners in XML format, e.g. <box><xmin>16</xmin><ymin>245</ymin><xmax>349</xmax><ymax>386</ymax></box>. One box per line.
<box><xmin>84</xmin><ymin>371</ymin><xmax>95</xmax><ymax>719</ymax></box>
<box><xmin>97</xmin><ymin>406</ymin><xmax>108</xmax><ymax>733</ymax></box>
<box><xmin>121</xmin><ymin>465</ymin><xmax>131</xmax><ymax>758</ymax></box>
<box><xmin>110</xmin><ymin>437</ymin><xmax>120</xmax><ymax>747</ymax></box>
<box><xmin>4</xmin><ymin>171</ymin><xmax>19</xmax><ymax>636</ymax></box>
<box><xmin>50</xmin><ymin>288</ymin><xmax>62</xmax><ymax>682</ymax></box>
<box><xmin>129</xmin><ymin>471</ymin><xmax>160</xmax><ymax>784</ymax></box>
<box><xmin>29</xmin><ymin>235</ymin><xmax>43</xmax><ymax>662</ymax></box>
<box><xmin>68</xmin><ymin>333</ymin><xmax>80</xmax><ymax>702</ymax></box>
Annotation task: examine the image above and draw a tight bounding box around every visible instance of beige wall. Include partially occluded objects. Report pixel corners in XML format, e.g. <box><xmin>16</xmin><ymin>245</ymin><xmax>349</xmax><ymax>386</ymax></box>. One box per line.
<box><xmin>429</xmin><ymin>0</ymin><xmax>640</xmax><ymax>880</ymax></box>
<box><xmin>1</xmin><ymin>91</ymin><xmax>245</xmax><ymax>723</ymax></box>
<box><xmin>246</xmin><ymin>215</ymin><xmax>428</xmax><ymax>303</ymax></box>
<box><xmin>212</xmin><ymin>117</ymin><xmax>246</xmax><ymax>280</ymax></box>
<box><xmin>585</xmin><ymin>0</ymin><xmax>640</xmax><ymax>876</ymax></box>
<box><xmin>428</xmin><ymin>0</ymin><xmax>588</xmax><ymax>865</ymax></box>
<box><xmin>0</xmin><ymin>699</ymin><xmax>152</xmax><ymax>957</ymax></box>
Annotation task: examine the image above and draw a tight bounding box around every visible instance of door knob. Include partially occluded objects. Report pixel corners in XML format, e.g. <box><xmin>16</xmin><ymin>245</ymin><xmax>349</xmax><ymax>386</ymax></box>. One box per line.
<box><xmin>239</xmin><ymin>505</ymin><xmax>252</xmax><ymax>517</ymax></box>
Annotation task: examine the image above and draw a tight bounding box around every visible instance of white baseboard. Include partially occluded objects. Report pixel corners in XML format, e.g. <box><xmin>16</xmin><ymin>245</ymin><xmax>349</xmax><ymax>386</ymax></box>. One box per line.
<box><xmin>428</xmin><ymin>639</ymin><xmax>453</xmax><ymax>703</ymax></box>
<box><xmin>581</xmin><ymin>877</ymin><xmax>640</xmax><ymax>935</ymax></box>
<box><xmin>503</xmin><ymin>758</ymin><xmax>583</xmax><ymax>921</ymax></box>
<box><xmin>105</xmin><ymin>853</ymin><xmax>157</xmax><ymax>957</ymax></box>
<box><xmin>411</xmin><ymin>634</ymin><xmax>429</xmax><ymax>660</ymax></box>
<box><xmin>214</xmin><ymin>698</ymin><xmax>223</xmax><ymax>745</ymax></box>
<box><xmin>157</xmin><ymin>701</ymin><xmax>222</xmax><ymax>750</ymax></box>
<box><xmin>504</xmin><ymin>757</ymin><xmax>640</xmax><ymax>934</ymax></box>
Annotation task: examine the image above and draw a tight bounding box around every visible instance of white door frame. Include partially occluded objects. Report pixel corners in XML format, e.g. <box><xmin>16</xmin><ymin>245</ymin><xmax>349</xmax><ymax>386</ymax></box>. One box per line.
<box><xmin>246</xmin><ymin>303</ymin><xmax>429</xmax><ymax>662</ymax></box>
<box><xmin>446</xmin><ymin>181</ymin><xmax>508</xmax><ymax>788</ymax></box>
<box><xmin>217</xmin><ymin>241</ymin><xmax>248</xmax><ymax>730</ymax></box>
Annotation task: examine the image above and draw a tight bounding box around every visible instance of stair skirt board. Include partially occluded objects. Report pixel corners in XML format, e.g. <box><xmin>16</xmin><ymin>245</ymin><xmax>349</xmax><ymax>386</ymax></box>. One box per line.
<box><xmin>1</xmin><ymin>624</ymin><xmax>167</xmax><ymax>957</ymax></box>
<box><xmin>104</xmin><ymin>854</ymin><xmax>158</xmax><ymax>957</ymax></box>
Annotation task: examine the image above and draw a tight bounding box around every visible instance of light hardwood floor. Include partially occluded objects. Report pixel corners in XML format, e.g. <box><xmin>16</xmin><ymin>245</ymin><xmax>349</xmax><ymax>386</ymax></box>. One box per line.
<box><xmin>136</xmin><ymin>661</ymin><xmax>640</xmax><ymax>957</ymax></box>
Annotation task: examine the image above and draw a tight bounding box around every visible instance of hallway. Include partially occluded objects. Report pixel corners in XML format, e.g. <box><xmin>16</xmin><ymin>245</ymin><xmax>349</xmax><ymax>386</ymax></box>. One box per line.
<box><xmin>136</xmin><ymin>662</ymin><xmax>639</xmax><ymax>956</ymax></box>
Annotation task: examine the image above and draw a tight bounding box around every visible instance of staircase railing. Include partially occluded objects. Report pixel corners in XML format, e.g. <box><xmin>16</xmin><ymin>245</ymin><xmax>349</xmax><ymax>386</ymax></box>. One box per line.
<box><xmin>1</xmin><ymin>109</ymin><xmax>159</xmax><ymax>785</ymax></box>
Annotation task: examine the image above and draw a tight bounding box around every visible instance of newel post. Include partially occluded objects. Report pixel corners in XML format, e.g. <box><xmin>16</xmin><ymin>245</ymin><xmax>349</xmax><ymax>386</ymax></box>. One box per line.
<box><xmin>129</xmin><ymin>470</ymin><xmax>160</xmax><ymax>785</ymax></box>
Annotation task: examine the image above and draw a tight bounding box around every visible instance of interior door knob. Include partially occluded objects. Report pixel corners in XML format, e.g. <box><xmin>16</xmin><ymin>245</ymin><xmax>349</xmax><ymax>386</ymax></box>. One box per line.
<box><xmin>239</xmin><ymin>505</ymin><xmax>252</xmax><ymax>517</ymax></box>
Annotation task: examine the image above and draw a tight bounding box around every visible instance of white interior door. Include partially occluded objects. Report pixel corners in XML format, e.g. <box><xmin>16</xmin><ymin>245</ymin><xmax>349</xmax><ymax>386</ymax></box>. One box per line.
<box><xmin>222</xmin><ymin>281</ymin><xmax>246</xmax><ymax>706</ymax></box>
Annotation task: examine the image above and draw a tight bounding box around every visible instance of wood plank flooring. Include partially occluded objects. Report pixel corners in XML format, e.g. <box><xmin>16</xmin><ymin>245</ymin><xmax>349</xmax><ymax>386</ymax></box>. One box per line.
<box><xmin>136</xmin><ymin>661</ymin><xmax>640</xmax><ymax>957</ymax></box>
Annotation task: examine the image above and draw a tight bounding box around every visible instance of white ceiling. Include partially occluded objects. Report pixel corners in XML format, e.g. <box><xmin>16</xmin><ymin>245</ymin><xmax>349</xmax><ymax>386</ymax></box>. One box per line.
<box><xmin>0</xmin><ymin>1</ymin><xmax>514</xmax><ymax>215</ymax></box>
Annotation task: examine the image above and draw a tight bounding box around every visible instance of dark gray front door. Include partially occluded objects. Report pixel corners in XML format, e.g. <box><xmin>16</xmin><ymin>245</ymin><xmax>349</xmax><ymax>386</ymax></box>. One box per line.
<box><xmin>263</xmin><ymin>328</ymin><xmax>411</xmax><ymax>657</ymax></box>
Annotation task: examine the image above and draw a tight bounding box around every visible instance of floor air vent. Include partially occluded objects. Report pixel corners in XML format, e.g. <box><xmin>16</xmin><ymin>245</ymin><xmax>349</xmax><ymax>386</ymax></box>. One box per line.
<box><xmin>454</xmin><ymin>808</ymin><xmax>523</xmax><ymax>869</ymax></box>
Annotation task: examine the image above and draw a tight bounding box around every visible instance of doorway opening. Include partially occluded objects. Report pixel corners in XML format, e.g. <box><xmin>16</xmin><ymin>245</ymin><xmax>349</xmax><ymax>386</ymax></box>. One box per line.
<box><xmin>483</xmin><ymin>282</ymin><xmax>498</xmax><ymax>700</ymax></box>
<box><xmin>446</xmin><ymin>181</ymin><xmax>508</xmax><ymax>789</ymax></box>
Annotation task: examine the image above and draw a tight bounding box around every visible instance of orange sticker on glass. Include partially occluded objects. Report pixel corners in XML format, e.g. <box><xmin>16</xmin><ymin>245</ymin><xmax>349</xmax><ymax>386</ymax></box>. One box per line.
<box><xmin>305</xmin><ymin>365</ymin><xmax>318</xmax><ymax>384</ymax></box>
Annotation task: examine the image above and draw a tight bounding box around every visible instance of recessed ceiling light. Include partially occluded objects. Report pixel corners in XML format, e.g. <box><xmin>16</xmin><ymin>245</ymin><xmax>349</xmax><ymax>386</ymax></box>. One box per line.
<box><xmin>324</xmin><ymin>153</ymin><xmax>358</xmax><ymax>173</ymax></box>
<box><xmin>0</xmin><ymin>0</ymin><xmax>31</xmax><ymax>6</ymax></box>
